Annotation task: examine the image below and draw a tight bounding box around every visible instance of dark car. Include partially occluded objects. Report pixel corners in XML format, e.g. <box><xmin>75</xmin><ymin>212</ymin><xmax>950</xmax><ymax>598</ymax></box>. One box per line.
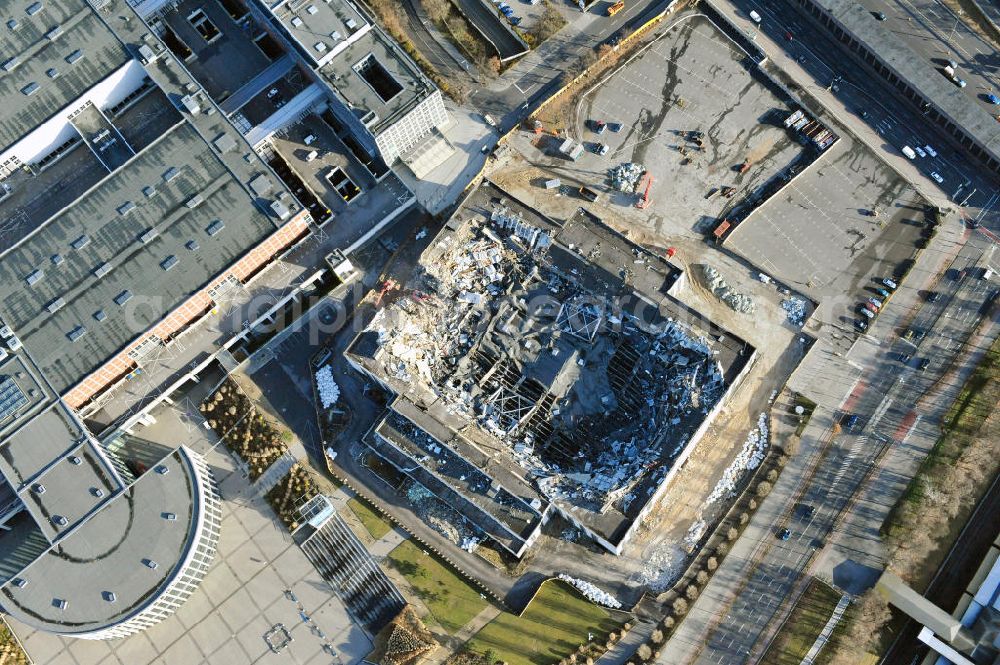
<box><xmin>855</xmin><ymin>318</ymin><xmax>868</xmax><ymax>331</ymax></box>
<box><xmin>926</xmin><ymin>291</ymin><xmax>941</xmax><ymax>303</ymax></box>
<box><xmin>799</xmin><ymin>504</ymin><xmax>815</xmax><ymax>519</ymax></box>
<box><xmin>777</xmin><ymin>528</ymin><xmax>791</xmax><ymax>541</ymax></box>
<box><xmin>919</xmin><ymin>358</ymin><xmax>931</xmax><ymax>371</ymax></box>
<box><xmin>875</xmin><ymin>11</ymin><xmax>886</xmax><ymax>20</ymax></box>
<box><xmin>845</xmin><ymin>413</ymin><xmax>861</xmax><ymax>429</ymax></box>
<box><xmin>899</xmin><ymin>353</ymin><xmax>912</xmax><ymax>364</ymax></box>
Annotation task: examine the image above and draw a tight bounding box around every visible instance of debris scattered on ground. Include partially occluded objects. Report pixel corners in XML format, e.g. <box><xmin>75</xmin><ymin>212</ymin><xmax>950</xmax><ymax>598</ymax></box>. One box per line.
<box><xmin>682</xmin><ymin>519</ymin><xmax>706</xmax><ymax>551</ymax></box>
<box><xmin>637</xmin><ymin>542</ymin><xmax>686</xmax><ymax>592</ymax></box>
<box><xmin>704</xmin><ymin>412</ymin><xmax>769</xmax><ymax>506</ymax></box>
<box><xmin>406</xmin><ymin>482</ymin><xmax>482</xmax><ymax>546</ymax></box>
<box><xmin>609</xmin><ymin>162</ymin><xmax>645</xmax><ymax>193</ymax></box>
<box><xmin>557</xmin><ymin>574</ymin><xmax>623</xmax><ymax>609</ymax></box>
<box><xmin>781</xmin><ymin>297</ymin><xmax>807</xmax><ymax>326</ymax></box>
<box><xmin>701</xmin><ymin>265</ymin><xmax>756</xmax><ymax>314</ymax></box>
<box><xmin>315</xmin><ymin>365</ymin><xmax>341</xmax><ymax>409</ymax></box>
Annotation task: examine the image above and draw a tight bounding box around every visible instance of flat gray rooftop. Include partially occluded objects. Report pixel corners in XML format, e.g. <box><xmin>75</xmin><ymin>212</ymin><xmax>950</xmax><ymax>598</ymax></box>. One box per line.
<box><xmin>267</xmin><ymin>0</ymin><xmax>367</xmax><ymax>67</ymax></box>
<box><xmin>816</xmin><ymin>0</ymin><xmax>1000</xmax><ymax>159</ymax></box>
<box><xmin>318</xmin><ymin>24</ymin><xmax>435</xmax><ymax>135</ymax></box>
<box><xmin>17</xmin><ymin>440</ymin><xmax>120</xmax><ymax>541</ymax></box>
<box><xmin>0</xmin><ymin>404</ymin><xmax>84</xmax><ymax>488</ymax></box>
<box><xmin>0</xmin><ymin>448</ymin><xmax>200</xmax><ymax>635</ymax></box>
<box><xmin>0</xmin><ymin>120</ymin><xmax>278</xmax><ymax>393</ymax></box>
<box><xmin>0</xmin><ymin>0</ymin><xmax>130</xmax><ymax>152</ymax></box>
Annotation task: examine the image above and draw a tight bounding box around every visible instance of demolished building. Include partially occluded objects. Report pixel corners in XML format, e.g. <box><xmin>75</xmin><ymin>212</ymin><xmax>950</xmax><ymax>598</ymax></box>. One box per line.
<box><xmin>346</xmin><ymin>182</ymin><xmax>756</xmax><ymax>556</ymax></box>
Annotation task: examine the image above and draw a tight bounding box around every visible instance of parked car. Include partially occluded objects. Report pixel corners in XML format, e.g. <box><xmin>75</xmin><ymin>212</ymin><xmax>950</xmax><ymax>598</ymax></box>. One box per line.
<box><xmin>925</xmin><ymin>145</ymin><xmax>938</xmax><ymax>157</ymax></box>
<box><xmin>858</xmin><ymin>306</ymin><xmax>875</xmax><ymax>319</ymax></box>
<box><xmin>919</xmin><ymin>358</ymin><xmax>931</xmax><ymax>371</ymax></box>
<box><xmin>988</xmin><ymin>94</ymin><xmax>1000</xmax><ymax>105</ymax></box>
<box><xmin>594</xmin><ymin>120</ymin><xmax>607</xmax><ymax>134</ymax></box>
<box><xmin>875</xmin><ymin>11</ymin><xmax>887</xmax><ymax>20</ymax></box>
<box><xmin>777</xmin><ymin>528</ymin><xmax>791</xmax><ymax>541</ymax></box>
<box><xmin>930</xmin><ymin>171</ymin><xmax>944</xmax><ymax>183</ymax></box>
<box><xmin>915</xmin><ymin>146</ymin><xmax>927</xmax><ymax>158</ymax></box>
<box><xmin>608</xmin><ymin>122</ymin><xmax>622</xmax><ymax>132</ymax></box>
<box><xmin>855</xmin><ymin>318</ymin><xmax>869</xmax><ymax>331</ymax></box>
<box><xmin>868</xmin><ymin>297</ymin><xmax>883</xmax><ymax>309</ymax></box>
<box><xmin>864</xmin><ymin>302</ymin><xmax>879</xmax><ymax>314</ymax></box>
<box><xmin>876</xmin><ymin>287</ymin><xmax>891</xmax><ymax>299</ymax></box>
<box><xmin>926</xmin><ymin>291</ymin><xmax>941</xmax><ymax>303</ymax></box>
<box><xmin>846</xmin><ymin>414</ymin><xmax>861</xmax><ymax>429</ymax></box>
<box><xmin>598</xmin><ymin>143</ymin><xmax>610</xmax><ymax>156</ymax></box>
<box><xmin>882</xmin><ymin>277</ymin><xmax>898</xmax><ymax>290</ymax></box>
<box><xmin>899</xmin><ymin>353</ymin><xmax>912</xmax><ymax>364</ymax></box>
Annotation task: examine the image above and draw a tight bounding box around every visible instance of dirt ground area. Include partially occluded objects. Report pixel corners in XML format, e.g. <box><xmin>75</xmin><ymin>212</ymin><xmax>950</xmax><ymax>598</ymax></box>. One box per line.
<box><xmin>508</xmin><ymin>14</ymin><xmax>804</xmax><ymax>241</ymax></box>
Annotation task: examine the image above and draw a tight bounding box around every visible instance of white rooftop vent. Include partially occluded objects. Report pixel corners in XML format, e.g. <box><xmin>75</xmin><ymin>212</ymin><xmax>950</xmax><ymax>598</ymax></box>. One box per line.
<box><xmin>6</xmin><ymin>337</ymin><xmax>21</xmax><ymax>352</ymax></box>
<box><xmin>31</xmin><ymin>484</ymin><xmax>45</xmax><ymax>494</ymax></box>
<box><xmin>11</xmin><ymin>578</ymin><xmax>27</xmax><ymax>588</ymax></box>
<box><xmin>52</xmin><ymin>515</ymin><xmax>67</xmax><ymax>526</ymax></box>
<box><xmin>44</xmin><ymin>25</ymin><xmax>61</xmax><ymax>40</ymax></box>
<box><xmin>329</xmin><ymin>30</ymin><xmax>341</xmax><ymax>41</ymax></box>
<box><xmin>313</xmin><ymin>41</ymin><xmax>327</xmax><ymax>52</ymax></box>
<box><xmin>162</xmin><ymin>167</ymin><xmax>180</xmax><ymax>182</ymax></box>
<box><xmin>45</xmin><ymin>297</ymin><xmax>65</xmax><ymax>313</ymax></box>
<box><xmin>2</xmin><ymin>57</ymin><xmax>18</xmax><ymax>71</ymax></box>
<box><xmin>53</xmin><ymin>599</ymin><xmax>67</xmax><ymax>610</ymax></box>
<box><xmin>206</xmin><ymin>220</ymin><xmax>225</xmax><ymax>236</ymax></box>
<box><xmin>142</xmin><ymin>558</ymin><xmax>158</xmax><ymax>569</ymax></box>
<box><xmin>160</xmin><ymin>255</ymin><xmax>178</xmax><ymax>271</ymax></box>
<box><xmin>25</xmin><ymin>269</ymin><xmax>43</xmax><ymax>286</ymax></box>
<box><xmin>306</xmin><ymin>4</ymin><xmax>317</xmax><ymax>13</ymax></box>
<box><xmin>6</xmin><ymin>19</ymin><xmax>18</xmax><ymax>30</ymax></box>
<box><xmin>185</xmin><ymin>194</ymin><xmax>204</xmax><ymax>208</ymax></box>
<box><xmin>51</xmin><ymin>253</ymin><xmax>63</xmax><ymax>265</ymax></box>
<box><xmin>0</xmin><ymin>326</ymin><xmax>11</xmax><ymax>339</ymax></box>
<box><xmin>162</xmin><ymin>512</ymin><xmax>177</xmax><ymax>520</ymax></box>
<box><xmin>90</xmin><ymin>487</ymin><xmax>104</xmax><ymax>497</ymax></box>
<box><xmin>70</xmin><ymin>234</ymin><xmax>89</xmax><ymax>250</ymax></box>
<box><xmin>20</xmin><ymin>82</ymin><xmax>39</xmax><ymax>96</ymax></box>
<box><xmin>138</xmin><ymin>227</ymin><xmax>158</xmax><ymax>243</ymax></box>
<box><xmin>290</xmin><ymin>15</ymin><xmax>303</xmax><ymax>26</ymax></box>
<box><xmin>45</xmin><ymin>67</ymin><xmax>57</xmax><ymax>78</ymax></box>
<box><xmin>155</xmin><ymin>465</ymin><xmax>169</xmax><ymax>475</ymax></box>
<box><xmin>25</xmin><ymin>2</ymin><xmax>42</xmax><ymax>15</ymax></box>
<box><xmin>65</xmin><ymin>49</ymin><xmax>83</xmax><ymax>64</ymax></box>
<box><xmin>102</xmin><ymin>591</ymin><xmax>116</xmax><ymax>602</ymax></box>
<box><xmin>114</xmin><ymin>290</ymin><xmax>133</xmax><ymax>306</ymax></box>
<box><xmin>117</xmin><ymin>201</ymin><xmax>136</xmax><ymax>216</ymax></box>
<box><xmin>93</xmin><ymin>262</ymin><xmax>113</xmax><ymax>278</ymax></box>
<box><xmin>345</xmin><ymin>17</ymin><xmax>357</xmax><ymax>30</ymax></box>
<box><xmin>143</xmin><ymin>185</ymin><xmax>156</xmax><ymax>197</ymax></box>
<box><xmin>93</xmin><ymin>310</ymin><xmax>106</xmax><ymax>322</ymax></box>
<box><xmin>69</xmin><ymin>455</ymin><xmax>81</xmax><ymax>465</ymax></box>
<box><xmin>185</xmin><ymin>239</ymin><xmax>199</xmax><ymax>251</ymax></box>
<box><xmin>67</xmin><ymin>326</ymin><xmax>86</xmax><ymax>342</ymax></box>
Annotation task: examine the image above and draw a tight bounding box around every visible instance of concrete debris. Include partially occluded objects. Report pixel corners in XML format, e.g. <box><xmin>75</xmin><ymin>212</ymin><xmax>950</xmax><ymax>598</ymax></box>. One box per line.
<box><xmin>781</xmin><ymin>297</ymin><xmax>807</xmax><ymax>326</ymax></box>
<box><xmin>557</xmin><ymin>574</ymin><xmax>623</xmax><ymax>609</ymax></box>
<box><xmin>460</xmin><ymin>536</ymin><xmax>481</xmax><ymax>553</ymax></box>
<box><xmin>366</xmin><ymin>211</ymin><xmax>727</xmax><ymax>522</ymax></box>
<box><xmin>315</xmin><ymin>365</ymin><xmax>340</xmax><ymax>409</ymax></box>
<box><xmin>637</xmin><ymin>542</ymin><xmax>686</xmax><ymax>592</ymax></box>
<box><xmin>682</xmin><ymin>519</ymin><xmax>706</xmax><ymax>551</ymax></box>
<box><xmin>609</xmin><ymin>162</ymin><xmax>645</xmax><ymax>193</ymax></box>
<box><xmin>702</xmin><ymin>265</ymin><xmax>756</xmax><ymax>314</ymax></box>
<box><xmin>406</xmin><ymin>482</ymin><xmax>483</xmax><ymax>546</ymax></box>
<box><xmin>704</xmin><ymin>412</ymin><xmax>769</xmax><ymax>506</ymax></box>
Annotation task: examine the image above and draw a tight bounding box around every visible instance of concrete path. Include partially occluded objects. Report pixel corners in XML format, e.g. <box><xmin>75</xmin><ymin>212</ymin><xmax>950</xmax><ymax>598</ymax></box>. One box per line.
<box><xmin>801</xmin><ymin>595</ymin><xmax>849</xmax><ymax>665</ymax></box>
<box><xmin>596</xmin><ymin>619</ymin><xmax>657</xmax><ymax>665</ymax></box>
<box><xmin>424</xmin><ymin>605</ymin><xmax>504</xmax><ymax>665</ymax></box>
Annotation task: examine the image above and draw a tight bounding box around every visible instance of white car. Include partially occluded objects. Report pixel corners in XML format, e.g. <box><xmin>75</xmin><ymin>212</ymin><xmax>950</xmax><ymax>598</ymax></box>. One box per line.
<box><xmin>915</xmin><ymin>146</ymin><xmax>927</xmax><ymax>158</ymax></box>
<box><xmin>924</xmin><ymin>145</ymin><xmax>938</xmax><ymax>157</ymax></box>
<box><xmin>930</xmin><ymin>171</ymin><xmax>944</xmax><ymax>183</ymax></box>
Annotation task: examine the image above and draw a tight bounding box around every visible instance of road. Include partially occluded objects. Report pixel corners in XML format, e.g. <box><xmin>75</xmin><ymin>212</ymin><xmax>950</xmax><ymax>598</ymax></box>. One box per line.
<box><xmin>855</xmin><ymin>0</ymin><xmax>1000</xmax><ymax>109</ymax></box>
<box><xmin>652</xmin><ymin>0</ymin><xmax>1000</xmax><ymax>662</ymax></box>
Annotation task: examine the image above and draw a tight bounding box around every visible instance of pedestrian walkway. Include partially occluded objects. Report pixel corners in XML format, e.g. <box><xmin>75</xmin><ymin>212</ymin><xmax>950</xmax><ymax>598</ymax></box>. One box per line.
<box><xmin>424</xmin><ymin>605</ymin><xmax>504</xmax><ymax>665</ymax></box>
<box><xmin>596</xmin><ymin>619</ymin><xmax>657</xmax><ymax>665</ymax></box>
<box><xmin>801</xmin><ymin>595</ymin><xmax>850</xmax><ymax>665</ymax></box>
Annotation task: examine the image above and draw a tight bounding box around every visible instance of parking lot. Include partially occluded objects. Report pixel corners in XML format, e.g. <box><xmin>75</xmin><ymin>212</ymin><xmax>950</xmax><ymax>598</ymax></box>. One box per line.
<box><xmin>727</xmin><ymin>132</ymin><xmax>928</xmax><ymax>302</ymax></box>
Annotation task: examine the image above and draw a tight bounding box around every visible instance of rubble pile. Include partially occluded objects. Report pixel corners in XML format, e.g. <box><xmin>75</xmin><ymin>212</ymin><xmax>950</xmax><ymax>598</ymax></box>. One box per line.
<box><xmin>406</xmin><ymin>482</ymin><xmax>482</xmax><ymax>546</ymax></box>
<box><xmin>315</xmin><ymin>365</ymin><xmax>341</xmax><ymax>409</ymax></box>
<box><xmin>682</xmin><ymin>519</ymin><xmax>706</xmax><ymax>551</ymax></box>
<box><xmin>704</xmin><ymin>412</ymin><xmax>769</xmax><ymax>506</ymax></box>
<box><xmin>609</xmin><ymin>162</ymin><xmax>645</xmax><ymax>193</ymax></box>
<box><xmin>702</xmin><ymin>265</ymin><xmax>756</xmax><ymax>314</ymax></box>
<box><xmin>557</xmin><ymin>574</ymin><xmax>622</xmax><ymax>609</ymax></box>
<box><xmin>365</xmin><ymin>208</ymin><xmax>729</xmax><ymax>524</ymax></box>
<box><xmin>782</xmin><ymin>297</ymin><xmax>807</xmax><ymax>326</ymax></box>
<box><xmin>637</xmin><ymin>542</ymin><xmax>686</xmax><ymax>592</ymax></box>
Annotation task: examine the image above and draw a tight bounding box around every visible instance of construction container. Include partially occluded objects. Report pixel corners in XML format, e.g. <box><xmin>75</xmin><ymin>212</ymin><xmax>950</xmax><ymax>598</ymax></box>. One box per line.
<box><xmin>544</xmin><ymin>179</ymin><xmax>562</xmax><ymax>189</ymax></box>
